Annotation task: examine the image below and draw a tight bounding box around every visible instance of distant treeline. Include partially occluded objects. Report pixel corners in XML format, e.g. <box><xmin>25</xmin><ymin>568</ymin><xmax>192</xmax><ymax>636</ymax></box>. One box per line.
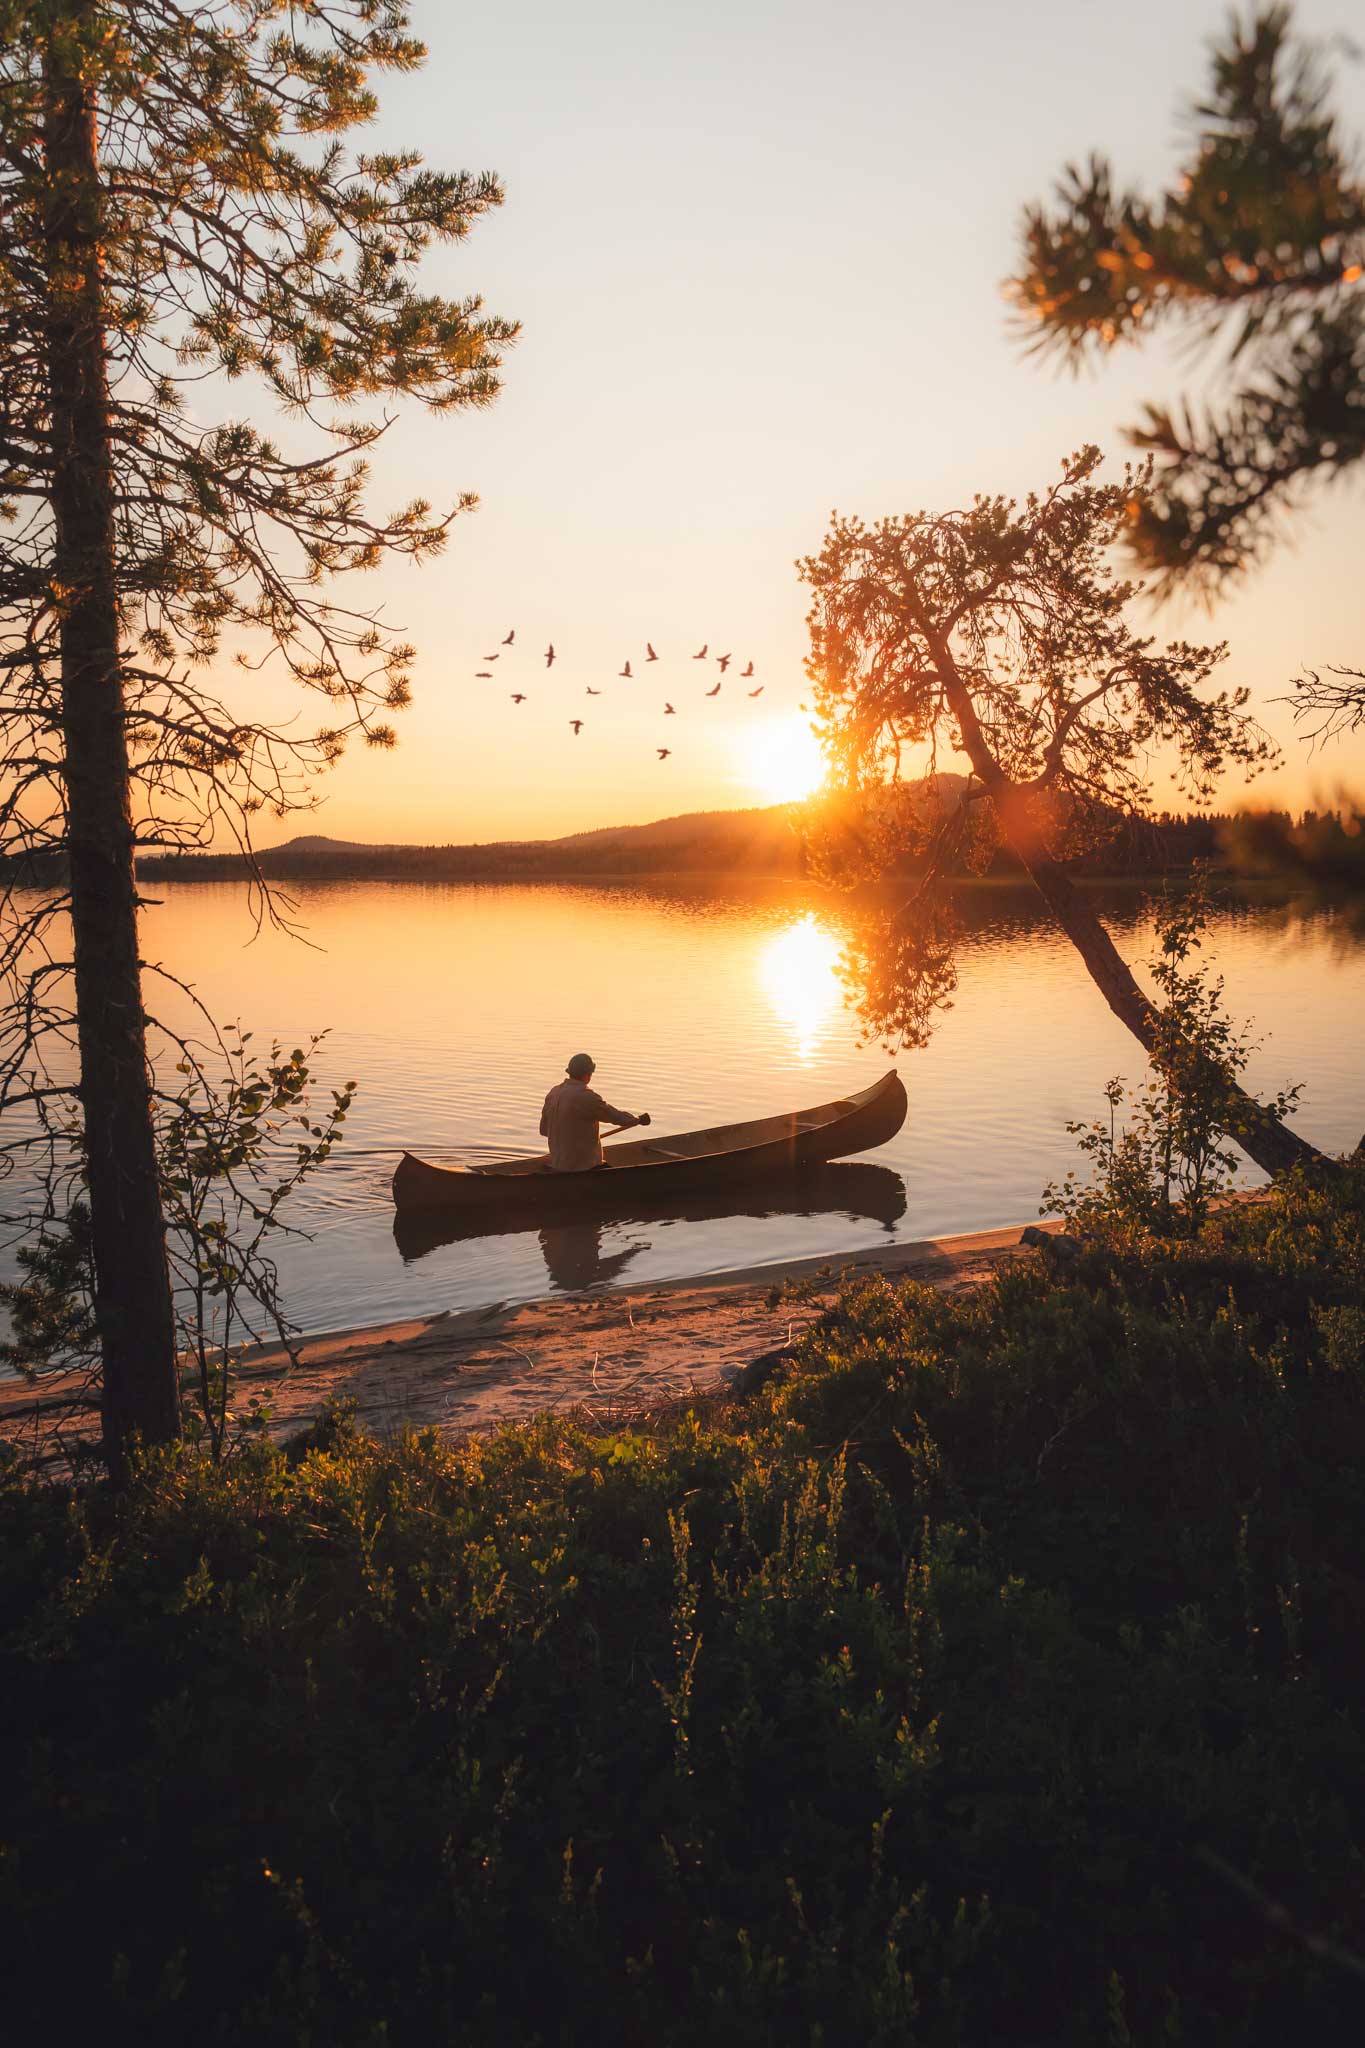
<box><xmin>5</xmin><ymin>804</ymin><xmax>1361</xmax><ymax>887</ymax></box>
<box><xmin>1217</xmin><ymin>804</ymin><xmax>1365</xmax><ymax>886</ymax></box>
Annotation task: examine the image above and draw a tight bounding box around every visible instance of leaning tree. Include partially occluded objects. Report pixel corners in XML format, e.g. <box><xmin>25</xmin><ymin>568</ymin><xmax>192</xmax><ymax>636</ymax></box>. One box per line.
<box><xmin>0</xmin><ymin>0</ymin><xmax>516</xmax><ymax>1469</ymax></box>
<box><xmin>799</xmin><ymin>446</ymin><xmax>1325</xmax><ymax>1178</ymax></box>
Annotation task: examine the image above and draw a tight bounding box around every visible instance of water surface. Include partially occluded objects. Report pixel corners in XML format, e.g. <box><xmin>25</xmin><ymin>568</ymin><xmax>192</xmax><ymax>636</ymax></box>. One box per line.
<box><xmin>5</xmin><ymin>877</ymin><xmax>1363</xmax><ymax>1335</ymax></box>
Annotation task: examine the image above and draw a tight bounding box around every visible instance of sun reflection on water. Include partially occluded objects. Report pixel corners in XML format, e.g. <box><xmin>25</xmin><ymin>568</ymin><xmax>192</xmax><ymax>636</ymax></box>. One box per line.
<box><xmin>757</xmin><ymin>913</ymin><xmax>843</xmax><ymax>1062</ymax></box>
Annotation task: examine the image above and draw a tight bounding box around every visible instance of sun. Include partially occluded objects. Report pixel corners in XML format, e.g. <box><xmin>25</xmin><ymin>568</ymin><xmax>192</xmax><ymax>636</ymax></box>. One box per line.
<box><xmin>740</xmin><ymin>713</ymin><xmax>828</xmax><ymax>804</ymax></box>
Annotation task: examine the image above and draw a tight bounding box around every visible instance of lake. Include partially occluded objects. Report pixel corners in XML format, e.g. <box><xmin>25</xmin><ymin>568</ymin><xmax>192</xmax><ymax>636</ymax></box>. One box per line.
<box><xmin>4</xmin><ymin>876</ymin><xmax>1364</xmax><ymax>1339</ymax></box>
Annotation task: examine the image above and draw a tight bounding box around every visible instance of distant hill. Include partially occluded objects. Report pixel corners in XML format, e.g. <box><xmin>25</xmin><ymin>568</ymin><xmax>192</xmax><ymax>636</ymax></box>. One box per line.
<box><xmin>128</xmin><ymin>789</ymin><xmax>1266</xmax><ymax>886</ymax></box>
<box><xmin>138</xmin><ymin>806</ymin><xmax>808</xmax><ymax>881</ymax></box>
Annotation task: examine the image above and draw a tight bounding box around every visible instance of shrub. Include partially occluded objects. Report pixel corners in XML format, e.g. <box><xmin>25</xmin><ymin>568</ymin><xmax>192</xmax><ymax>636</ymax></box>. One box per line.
<box><xmin>2</xmin><ymin>1164</ymin><xmax>1364</xmax><ymax>2043</ymax></box>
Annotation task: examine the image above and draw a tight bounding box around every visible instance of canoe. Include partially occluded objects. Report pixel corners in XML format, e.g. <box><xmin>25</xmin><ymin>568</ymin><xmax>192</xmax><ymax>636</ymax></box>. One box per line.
<box><xmin>392</xmin><ymin>1158</ymin><xmax>909</xmax><ymax>1263</ymax></box>
<box><xmin>391</xmin><ymin>1069</ymin><xmax>908</xmax><ymax>1219</ymax></box>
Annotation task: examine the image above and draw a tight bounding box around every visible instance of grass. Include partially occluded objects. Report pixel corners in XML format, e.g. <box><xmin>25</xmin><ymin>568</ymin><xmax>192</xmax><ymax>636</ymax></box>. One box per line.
<box><xmin>2</xmin><ymin>1162</ymin><xmax>1364</xmax><ymax>2044</ymax></box>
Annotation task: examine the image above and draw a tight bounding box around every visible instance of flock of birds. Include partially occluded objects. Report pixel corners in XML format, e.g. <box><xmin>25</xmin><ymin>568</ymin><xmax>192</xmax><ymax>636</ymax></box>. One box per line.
<box><xmin>473</xmin><ymin>630</ymin><xmax>763</xmax><ymax>759</ymax></box>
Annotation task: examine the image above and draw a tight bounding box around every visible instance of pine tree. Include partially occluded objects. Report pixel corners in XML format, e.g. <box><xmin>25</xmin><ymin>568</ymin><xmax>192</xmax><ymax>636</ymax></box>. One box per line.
<box><xmin>800</xmin><ymin>448</ymin><xmax>1323</xmax><ymax>1179</ymax></box>
<box><xmin>1008</xmin><ymin>6</ymin><xmax>1364</xmax><ymax>596</ymax></box>
<box><xmin>0</xmin><ymin>0</ymin><xmax>516</xmax><ymax>1471</ymax></box>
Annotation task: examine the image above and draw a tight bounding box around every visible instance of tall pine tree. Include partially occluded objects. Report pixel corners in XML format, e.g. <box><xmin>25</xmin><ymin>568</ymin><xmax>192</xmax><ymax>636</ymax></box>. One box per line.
<box><xmin>0</xmin><ymin>0</ymin><xmax>515</xmax><ymax>1470</ymax></box>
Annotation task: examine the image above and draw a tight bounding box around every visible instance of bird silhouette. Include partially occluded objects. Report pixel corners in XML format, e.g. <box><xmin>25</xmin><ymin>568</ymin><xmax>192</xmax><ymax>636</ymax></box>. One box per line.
<box><xmin>570</xmin><ymin>719</ymin><xmax>584</xmax><ymax>734</ymax></box>
<box><xmin>646</xmin><ymin>643</ymin><xmax>659</xmax><ymax>661</ymax></box>
<box><xmin>586</xmin><ymin>686</ymin><xmax>601</xmax><ymax>695</ymax></box>
<box><xmin>545</xmin><ymin>644</ymin><xmax>556</xmax><ymax>666</ymax></box>
<box><xmin>717</xmin><ymin>653</ymin><xmax>731</xmax><ymax>673</ymax></box>
<box><xmin>657</xmin><ymin>748</ymin><xmax>671</xmax><ymax>759</ymax></box>
<box><xmin>663</xmin><ymin>702</ymin><xmax>676</xmax><ymax>714</ymax></box>
<box><xmin>502</xmin><ymin>629</ymin><xmax>515</xmax><ymax>645</ymax></box>
<box><xmin>483</xmin><ymin>652</ymin><xmax>500</xmax><ymax>661</ymax></box>
<box><xmin>705</xmin><ymin>681</ymin><xmax>721</xmax><ymax>697</ymax></box>
<box><xmin>692</xmin><ymin>643</ymin><xmax>708</xmax><ymax>659</ymax></box>
<box><xmin>747</xmin><ymin>685</ymin><xmax>764</xmax><ymax>697</ymax></box>
<box><xmin>741</xmin><ymin>661</ymin><xmax>754</xmax><ymax>677</ymax></box>
<box><xmin>475</xmin><ymin>671</ymin><xmax>493</xmax><ymax>679</ymax></box>
<box><xmin>511</xmin><ymin>693</ymin><xmax>527</xmax><ymax>703</ymax></box>
<box><xmin>619</xmin><ymin>660</ymin><xmax>633</xmax><ymax>678</ymax></box>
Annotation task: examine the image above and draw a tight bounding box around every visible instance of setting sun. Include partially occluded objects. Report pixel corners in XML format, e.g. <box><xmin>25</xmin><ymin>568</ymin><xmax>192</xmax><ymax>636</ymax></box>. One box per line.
<box><xmin>740</xmin><ymin>713</ymin><xmax>828</xmax><ymax>805</ymax></box>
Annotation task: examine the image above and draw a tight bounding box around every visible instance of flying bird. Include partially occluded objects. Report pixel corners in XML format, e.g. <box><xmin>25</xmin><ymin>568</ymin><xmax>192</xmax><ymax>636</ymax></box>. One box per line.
<box><xmin>646</xmin><ymin>643</ymin><xmax>659</xmax><ymax>662</ymax></box>
<box><xmin>586</xmin><ymin>687</ymin><xmax>601</xmax><ymax>695</ymax></box>
<box><xmin>717</xmin><ymin>653</ymin><xmax>731</xmax><ymax>673</ymax></box>
<box><xmin>663</xmin><ymin>702</ymin><xmax>676</xmax><ymax>714</ymax></box>
<box><xmin>692</xmin><ymin>643</ymin><xmax>708</xmax><ymax>659</ymax></box>
<box><xmin>502</xmin><ymin>629</ymin><xmax>515</xmax><ymax>645</ymax></box>
<box><xmin>747</xmin><ymin>686</ymin><xmax>764</xmax><ymax>697</ymax></box>
<box><xmin>483</xmin><ymin>652</ymin><xmax>500</xmax><ymax>661</ymax></box>
<box><xmin>657</xmin><ymin>748</ymin><xmax>671</xmax><ymax>759</ymax></box>
<box><xmin>475</xmin><ymin>671</ymin><xmax>493</xmax><ymax>679</ymax></box>
<box><xmin>619</xmin><ymin>660</ymin><xmax>633</xmax><ymax>678</ymax></box>
<box><xmin>510</xmin><ymin>693</ymin><xmax>527</xmax><ymax>703</ymax></box>
<box><xmin>545</xmin><ymin>644</ymin><xmax>556</xmax><ymax>667</ymax></box>
<box><xmin>705</xmin><ymin>681</ymin><xmax>721</xmax><ymax>697</ymax></box>
<box><xmin>741</xmin><ymin>661</ymin><xmax>754</xmax><ymax>677</ymax></box>
<box><xmin>570</xmin><ymin>719</ymin><xmax>584</xmax><ymax>735</ymax></box>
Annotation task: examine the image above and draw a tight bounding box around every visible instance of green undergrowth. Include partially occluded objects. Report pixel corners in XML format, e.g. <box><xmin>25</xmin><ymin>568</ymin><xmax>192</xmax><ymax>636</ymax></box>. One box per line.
<box><xmin>2</xmin><ymin>1165</ymin><xmax>1364</xmax><ymax>2045</ymax></box>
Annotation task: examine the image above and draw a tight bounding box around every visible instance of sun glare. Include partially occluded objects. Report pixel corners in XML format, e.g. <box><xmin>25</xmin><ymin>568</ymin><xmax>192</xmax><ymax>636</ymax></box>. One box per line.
<box><xmin>742</xmin><ymin>714</ymin><xmax>827</xmax><ymax>805</ymax></box>
<box><xmin>757</xmin><ymin>913</ymin><xmax>842</xmax><ymax>1062</ymax></box>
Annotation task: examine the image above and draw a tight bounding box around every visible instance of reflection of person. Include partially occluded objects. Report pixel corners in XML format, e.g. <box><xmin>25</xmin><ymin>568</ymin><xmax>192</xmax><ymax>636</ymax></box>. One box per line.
<box><xmin>539</xmin><ymin>1053</ymin><xmax>650</xmax><ymax>1172</ymax></box>
<box><xmin>538</xmin><ymin>1222</ymin><xmax>643</xmax><ymax>1292</ymax></box>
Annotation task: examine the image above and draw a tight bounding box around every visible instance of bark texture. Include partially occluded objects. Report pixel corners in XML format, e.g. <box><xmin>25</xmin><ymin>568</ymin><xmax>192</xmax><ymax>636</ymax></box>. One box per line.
<box><xmin>43</xmin><ymin>20</ymin><xmax>180</xmax><ymax>1467</ymax></box>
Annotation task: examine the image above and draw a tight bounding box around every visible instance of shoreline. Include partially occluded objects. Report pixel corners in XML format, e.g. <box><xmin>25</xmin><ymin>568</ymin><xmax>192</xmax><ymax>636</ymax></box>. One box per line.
<box><xmin>0</xmin><ymin>1216</ymin><xmax>1057</xmax><ymax>1465</ymax></box>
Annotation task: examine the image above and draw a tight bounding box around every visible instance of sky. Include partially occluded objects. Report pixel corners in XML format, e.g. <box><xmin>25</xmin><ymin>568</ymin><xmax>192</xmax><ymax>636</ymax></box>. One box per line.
<box><xmin>245</xmin><ymin>0</ymin><xmax>1365</xmax><ymax>845</ymax></box>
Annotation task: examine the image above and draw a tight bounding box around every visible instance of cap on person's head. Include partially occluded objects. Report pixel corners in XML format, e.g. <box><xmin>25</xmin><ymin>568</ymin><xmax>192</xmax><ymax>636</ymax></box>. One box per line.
<box><xmin>566</xmin><ymin>1052</ymin><xmax>595</xmax><ymax>1079</ymax></box>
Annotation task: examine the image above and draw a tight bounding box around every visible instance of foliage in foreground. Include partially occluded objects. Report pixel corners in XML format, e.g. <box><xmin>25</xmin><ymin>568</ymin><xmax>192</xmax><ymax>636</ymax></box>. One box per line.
<box><xmin>2</xmin><ymin>1165</ymin><xmax>1365</xmax><ymax>2044</ymax></box>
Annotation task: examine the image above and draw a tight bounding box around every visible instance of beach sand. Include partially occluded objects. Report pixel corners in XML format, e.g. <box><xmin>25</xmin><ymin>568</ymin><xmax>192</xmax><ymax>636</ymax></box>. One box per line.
<box><xmin>0</xmin><ymin>1218</ymin><xmax>1057</xmax><ymax>1468</ymax></box>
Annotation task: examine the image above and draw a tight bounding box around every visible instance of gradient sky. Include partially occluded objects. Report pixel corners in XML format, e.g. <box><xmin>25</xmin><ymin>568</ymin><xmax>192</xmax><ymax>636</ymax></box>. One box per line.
<box><xmin>249</xmin><ymin>0</ymin><xmax>1365</xmax><ymax>845</ymax></box>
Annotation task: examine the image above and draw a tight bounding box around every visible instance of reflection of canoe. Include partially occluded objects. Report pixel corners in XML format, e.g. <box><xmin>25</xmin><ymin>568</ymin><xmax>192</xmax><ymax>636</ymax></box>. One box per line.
<box><xmin>391</xmin><ymin>1070</ymin><xmax>907</xmax><ymax>1220</ymax></box>
<box><xmin>393</xmin><ymin>1159</ymin><xmax>908</xmax><ymax>1263</ymax></box>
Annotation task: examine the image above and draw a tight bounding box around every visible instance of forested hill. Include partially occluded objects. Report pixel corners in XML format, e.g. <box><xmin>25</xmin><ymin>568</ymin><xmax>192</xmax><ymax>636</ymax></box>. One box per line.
<box><xmin>16</xmin><ymin>800</ymin><xmax>1348</xmax><ymax>887</ymax></box>
<box><xmin>137</xmin><ymin>806</ymin><xmax>808</xmax><ymax>880</ymax></box>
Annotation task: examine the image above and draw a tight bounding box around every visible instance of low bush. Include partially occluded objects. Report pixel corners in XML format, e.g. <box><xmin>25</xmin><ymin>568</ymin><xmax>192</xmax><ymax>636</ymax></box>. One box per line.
<box><xmin>2</xmin><ymin>1162</ymin><xmax>1364</xmax><ymax>2044</ymax></box>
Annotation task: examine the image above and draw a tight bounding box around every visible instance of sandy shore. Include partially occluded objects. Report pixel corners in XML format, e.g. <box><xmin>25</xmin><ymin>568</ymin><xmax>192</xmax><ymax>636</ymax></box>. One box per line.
<box><xmin>0</xmin><ymin>1218</ymin><xmax>1055</xmax><ymax>1467</ymax></box>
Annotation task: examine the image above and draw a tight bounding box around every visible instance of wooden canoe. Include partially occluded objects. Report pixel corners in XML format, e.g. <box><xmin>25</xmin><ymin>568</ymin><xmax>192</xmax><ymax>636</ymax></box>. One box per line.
<box><xmin>391</xmin><ymin>1069</ymin><xmax>908</xmax><ymax>1219</ymax></box>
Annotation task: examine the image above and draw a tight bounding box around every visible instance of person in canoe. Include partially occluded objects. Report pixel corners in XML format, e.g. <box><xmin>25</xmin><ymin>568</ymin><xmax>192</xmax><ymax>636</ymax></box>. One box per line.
<box><xmin>540</xmin><ymin>1053</ymin><xmax>651</xmax><ymax>1171</ymax></box>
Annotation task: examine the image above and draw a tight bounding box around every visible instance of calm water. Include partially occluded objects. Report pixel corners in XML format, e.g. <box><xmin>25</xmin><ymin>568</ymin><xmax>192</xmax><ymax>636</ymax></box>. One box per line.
<box><xmin>5</xmin><ymin>877</ymin><xmax>1365</xmax><ymax>1336</ymax></box>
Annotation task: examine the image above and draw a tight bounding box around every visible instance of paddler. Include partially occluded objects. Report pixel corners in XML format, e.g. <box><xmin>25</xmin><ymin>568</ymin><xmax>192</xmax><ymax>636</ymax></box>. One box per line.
<box><xmin>539</xmin><ymin>1054</ymin><xmax>651</xmax><ymax>1172</ymax></box>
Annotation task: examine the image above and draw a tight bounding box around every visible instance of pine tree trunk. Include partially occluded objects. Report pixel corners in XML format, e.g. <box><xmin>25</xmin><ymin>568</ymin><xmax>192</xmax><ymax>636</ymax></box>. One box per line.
<box><xmin>43</xmin><ymin>19</ymin><xmax>180</xmax><ymax>1469</ymax></box>
<box><xmin>1023</xmin><ymin>853</ymin><xmax>1321</xmax><ymax>1176</ymax></box>
<box><xmin>930</xmin><ymin>644</ymin><xmax>1326</xmax><ymax>1179</ymax></box>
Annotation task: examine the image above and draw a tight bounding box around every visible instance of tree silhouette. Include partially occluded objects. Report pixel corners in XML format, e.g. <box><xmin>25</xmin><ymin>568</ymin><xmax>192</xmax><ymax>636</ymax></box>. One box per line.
<box><xmin>0</xmin><ymin>1</ymin><xmax>515</xmax><ymax>1470</ymax></box>
<box><xmin>1009</xmin><ymin>6</ymin><xmax>1365</xmax><ymax>596</ymax></box>
<box><xmin>800</xmin><ymin>447</ymin><xmax>1323</xmax><ymax>1179</ymax></box>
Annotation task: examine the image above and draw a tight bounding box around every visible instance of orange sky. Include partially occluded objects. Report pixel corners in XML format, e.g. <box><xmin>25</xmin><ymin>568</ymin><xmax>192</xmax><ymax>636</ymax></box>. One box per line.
<box><xmin>228</xmin><ymin>0</ymin><xmax>1365</xmax><ymax>847</ymax></box>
